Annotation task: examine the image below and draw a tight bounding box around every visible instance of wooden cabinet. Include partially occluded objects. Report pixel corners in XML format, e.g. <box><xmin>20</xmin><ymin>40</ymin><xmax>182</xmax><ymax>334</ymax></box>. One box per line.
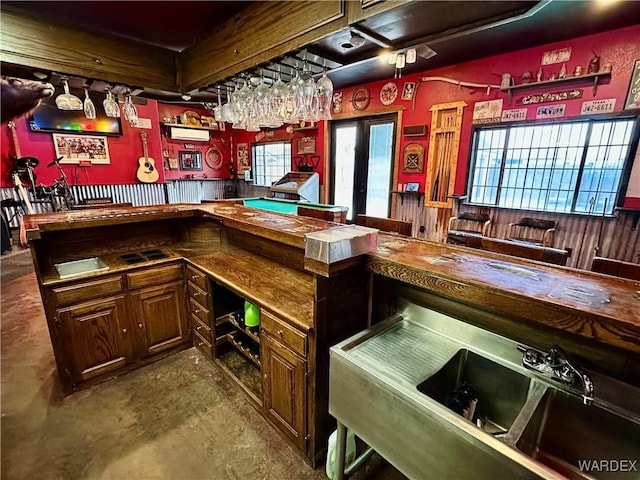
<box><xmin>261</xmin><ymin>310</ymin><xmax>308</xmax><ymax>452</ymax></box>
<box><xmin>57</xmin><ymin>295</ymin><xmax>131</xmax><ymax>383</ymax></box>
<box><xmin>186</xmin><ymin>265</ymin><xmax>214</xmax><ymax>359</ymax></box>
<box><xmin>129</xmin><ymin>280</ymin><xmax>188</xmax><ymax>359</ymax></box>
<box><xmin>51</xmin><ymin>262</ymin><xmax>189</xmax><ymax>392</ymax></box>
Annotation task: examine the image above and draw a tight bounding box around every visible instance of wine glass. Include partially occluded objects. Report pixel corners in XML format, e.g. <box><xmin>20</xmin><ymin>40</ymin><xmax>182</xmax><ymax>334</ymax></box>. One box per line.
<box><xmin>83</xmin><ymin>86</ymin><xmax>97</xmax><ymax>119</ymax></box>
<box><xmin>284</xmin><ymin>64</ymin><xmax>302</xmax><ymax>124</ymax></box>
<box><xmin>103</xmin><ymin>88</ymin><xmax>120</xmax><ymax>118</ymax></box>
<box><xmin>122</xmin><ymin>92</ymin><xmax>138</xmax><ymax>127</ymax></box>
<box><xmin>317</xmin><ymin>69</ymin><xmax>334</xmax><ymax>121</ymax></box>
<box><xmin>300</xmin><ymin>60</ymin><xmax>319</xmax><ymax>123</ymax></box>
<box><xmin>267</xmin><ymin>68</ymin><xmax>286</xmax><ymax>128</ymax></box>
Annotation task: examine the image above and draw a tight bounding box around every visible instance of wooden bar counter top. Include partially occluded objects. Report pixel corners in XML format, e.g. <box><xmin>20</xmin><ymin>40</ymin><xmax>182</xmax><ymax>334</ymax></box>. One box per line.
<box><xmin>24</xmin><ymin>204</ymin><xmax>640</xmax><ymax>355</ymax></box>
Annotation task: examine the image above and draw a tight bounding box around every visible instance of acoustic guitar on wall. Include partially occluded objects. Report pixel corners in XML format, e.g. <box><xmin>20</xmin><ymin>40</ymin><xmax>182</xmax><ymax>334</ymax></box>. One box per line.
<box><xmin>136</xmin><ymin>132</ymin><xmax>159</xmax><ymax>183</ymax></box>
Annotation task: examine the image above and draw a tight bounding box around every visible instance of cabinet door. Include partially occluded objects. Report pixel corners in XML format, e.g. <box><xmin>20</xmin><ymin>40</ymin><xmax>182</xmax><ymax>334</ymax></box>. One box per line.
<box><xmin>262</xmin><ymin>334</ymin><xmax>307</xmax><ymax>451</ymax></box>
<box><xmin>130</xmin><ymin>280</ymin><xmax>188</xmax><ymax>358</ymax></box>
<box><xmin>58</xmin><ymin>295</ymin><xmax>131</xmax><ymax>384</ymax></box>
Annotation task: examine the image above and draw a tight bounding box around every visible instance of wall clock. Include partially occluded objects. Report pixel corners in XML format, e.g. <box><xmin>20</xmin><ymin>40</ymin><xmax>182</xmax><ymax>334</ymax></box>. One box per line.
<box><xmin>352</xmin><ymin>87</ymin><xmax>370</xmax><ymax>111</ymax></box>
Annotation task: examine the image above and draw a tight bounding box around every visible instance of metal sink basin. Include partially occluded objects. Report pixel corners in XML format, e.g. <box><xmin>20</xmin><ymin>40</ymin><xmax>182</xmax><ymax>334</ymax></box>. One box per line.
<box><xmin>516</xmin><ymin>388</ymin><xmax>640</xmax><ymax>479</ymax></box>
<box><xmin>418</xmin><ymin>349</ymin><xmax>531</xmax><ymax>434</ymax></box>
<box><xmin>54</xmin><ymin>257</ymin><xmax>109</xmax><ymax>279</ymax></box>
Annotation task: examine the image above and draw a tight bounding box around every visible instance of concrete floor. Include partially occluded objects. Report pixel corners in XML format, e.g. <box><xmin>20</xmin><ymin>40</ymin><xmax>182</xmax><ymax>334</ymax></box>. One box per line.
<box><xmin>0</xmin><ymin>247</ymin><xmax>405</xmax><ymax>480</ymax></box>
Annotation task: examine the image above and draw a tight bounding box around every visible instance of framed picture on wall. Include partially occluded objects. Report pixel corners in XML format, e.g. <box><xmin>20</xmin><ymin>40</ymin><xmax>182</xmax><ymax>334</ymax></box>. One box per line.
<box><xmin>401</xmin><ymin>82</ymin><xmax>416</xmax><ymax>100</ymax></box>
<box><xmin>405</xmin><ymin>182</ymin><xmax>420</xmax><ymax>192</ymax></box>
<box><xmin>179</xmin><ymin>150</ymin><xmax>202</xmax><ymax>170</ymax></box>
<box><xmin>53</xmin><ymin>134</ymin><xmax>110</xmax><ymax>164</ymax></box>
<box><xmin>624</xmin><ymin>59</ymin><xmax>640</xmax><ymax>110</ymax></box>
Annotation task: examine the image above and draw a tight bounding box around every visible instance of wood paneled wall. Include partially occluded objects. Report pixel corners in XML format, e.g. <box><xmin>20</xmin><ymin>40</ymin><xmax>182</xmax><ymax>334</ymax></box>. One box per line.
<box><xmin>394</xmin><ymin>197</ymin><xmax>640</xmax><ymax>269</ymax></box>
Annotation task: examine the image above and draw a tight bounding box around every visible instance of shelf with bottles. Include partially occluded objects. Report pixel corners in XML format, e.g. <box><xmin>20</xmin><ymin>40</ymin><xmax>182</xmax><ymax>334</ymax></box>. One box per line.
<box><xmin>501</xmin><ymin>71</ymin><xmax>612</xmax><ymax>105</ymax></box>
<box><xmin>227</xmin><ymin>330</ymin><xmax>261</xmax><ymax>368</ymax></box>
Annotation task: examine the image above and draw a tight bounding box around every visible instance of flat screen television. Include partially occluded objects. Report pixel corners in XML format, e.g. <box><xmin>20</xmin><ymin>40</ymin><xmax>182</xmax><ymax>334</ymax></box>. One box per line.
<box><xmin>29</xmin><ymin>86</ymin><xmax>122</xmax><ymax>136</ymax></box>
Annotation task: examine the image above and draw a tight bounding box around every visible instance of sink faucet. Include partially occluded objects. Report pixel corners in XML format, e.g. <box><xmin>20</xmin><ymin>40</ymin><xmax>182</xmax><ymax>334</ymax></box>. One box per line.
<box><xmin>517</xmin><ymin>344</ymin><xmax>594</xmax><ymax>405</ymax></box>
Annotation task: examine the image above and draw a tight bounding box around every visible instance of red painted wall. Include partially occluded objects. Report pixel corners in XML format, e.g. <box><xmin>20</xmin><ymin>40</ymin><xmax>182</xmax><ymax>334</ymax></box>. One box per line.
<box><xmin>233</xmin><ymin>121</ymin><xmax>326</xmax><ymax>183</ymax></box>
<box><xmin>2</xmin><ymin>25</ymin><xmax>637</xmax><ymax>207</ymax></box>
<box><xmin>1</xmin><ymin>100</ymin><xmax>164</xmax><ymax>187</ymax></box>
<box><xmin>334</xmin><ymin>24</ymin><xmax>640</xmax><ymax>203</ymax></box>
<box><xmin>157</xmin><ymin>104</ymin><xmax>233</xmax><ymax>180</ymax></box>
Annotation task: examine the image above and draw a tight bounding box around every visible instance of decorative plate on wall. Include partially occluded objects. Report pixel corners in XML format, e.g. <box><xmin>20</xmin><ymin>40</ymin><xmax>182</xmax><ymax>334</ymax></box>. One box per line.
<box><xmin>380</xmin><ymin>82</ymin><xmax>398</xmax><ymax>105</ymax></box>
<box><xmin>205</xmin><ymin>146</ymin><xmax>223</xmax><ymax>169</ymax></box>
<box><xmin>352</xmin><ymin>87</ymin><xmax>370</xmax><ymax>111</ymax></box>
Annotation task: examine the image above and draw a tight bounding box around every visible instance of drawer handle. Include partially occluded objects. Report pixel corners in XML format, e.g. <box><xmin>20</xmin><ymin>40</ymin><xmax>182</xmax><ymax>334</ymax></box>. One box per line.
<box><xmin>197</xmin><ymin>341</ymin><xmax>203</xmax><ymax>347</ymax></box>
<box><xmin>196</xmin><ymin>325</ymin><xmax>202</xmax><ymax>331</ymax></box>
<box><xmin>191</xmin><ymin>274</ymin><xmax>199</xmax><ymax>280</ymax></box>
<box><xmin>193</xmin><ymin>292</ymin><xmax>200</xmax><ymax>297</ymax></box>
<box><xmin>194</xmin><ymin>309</ymin><xmax>201</xmax><ymax>314</ymax></box>
<box><xmin>138</xmin><ymin>323</ymin><xmax>143</xmax><ymax>329</ymax></box>
<box><xmin>277</xmin><ymin>330</ymin><xmax>284</xmax><ymax>336</ymax></box>
<box><xmin>122</xmin><ymin>328</ymin><xmax>127</xmax><ymax>333</ymax></box>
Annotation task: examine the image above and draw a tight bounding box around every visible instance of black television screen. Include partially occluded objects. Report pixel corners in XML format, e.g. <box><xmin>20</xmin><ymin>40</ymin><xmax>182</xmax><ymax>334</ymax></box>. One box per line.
<box><xmin>29</xmin><ymin>86</ymin><xmax>122</xmax><ymax>136</ymax></box>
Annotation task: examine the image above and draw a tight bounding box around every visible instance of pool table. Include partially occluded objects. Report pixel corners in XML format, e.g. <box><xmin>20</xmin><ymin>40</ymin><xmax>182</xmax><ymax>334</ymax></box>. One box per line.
<box><xmin>241</xmin><ymin>197</ymin><xmax>348</xmax><ymax>223</ymax></box>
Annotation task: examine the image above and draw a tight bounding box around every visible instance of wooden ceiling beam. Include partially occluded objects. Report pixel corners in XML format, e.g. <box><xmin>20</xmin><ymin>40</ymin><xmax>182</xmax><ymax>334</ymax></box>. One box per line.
<box><xmin>0</xmin><ymin>11</ymin><xmax>178</xmax><ymax>92</ymax></box>
<box><xmin>180</xmin><ymin>1</ymin><xmax>349</xmax><ymax>92</ymax></box>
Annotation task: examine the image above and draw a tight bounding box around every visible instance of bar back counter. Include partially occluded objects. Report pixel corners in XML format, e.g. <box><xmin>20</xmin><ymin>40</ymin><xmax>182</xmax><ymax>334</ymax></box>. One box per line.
<box><xmin>23</xmin><ymin>203</ymin><xmax>640</xmax><ymax>469</ymax></box>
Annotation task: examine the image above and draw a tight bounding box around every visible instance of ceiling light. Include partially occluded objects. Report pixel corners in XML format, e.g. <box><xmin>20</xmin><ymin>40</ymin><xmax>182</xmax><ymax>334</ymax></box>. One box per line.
<box><xmin>416</xmin><ymin>45</ymin><xmax>437</xmax><ymax>60</ymax></box>
<box><xmin>396</xmin><ymin>53</ymin><xmax>406</xmax><ymax>70</ymax></box>
<box><xmin>406</xmin><ymin>48</ymin><xmax>417</xmax><ymax>64</ymax></box>
<box><xmin>349</xmin><ymin>32</ymin><xmax>365</xmax><ymax>48</ymax></box>
<box><xmin>181</xmin><ymin>94</ymin><xmax>192</xmax><ymax>101</ymax></box>
<box><xmin>33</xmin><ymin>71</ymin><xmax>48</xmax><ymax>80</ymax></box>
<box><xmin>387</xmin><ymin>52</ymin><xmax>398</xmax><ymax>65</ymax></box>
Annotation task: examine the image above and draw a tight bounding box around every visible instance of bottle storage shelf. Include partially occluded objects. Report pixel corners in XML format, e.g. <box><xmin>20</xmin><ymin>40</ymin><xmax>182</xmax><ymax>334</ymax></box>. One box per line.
<box><xmin>227</xmin><ymin>330</ymin><xmax>261</xmax><ymax>368</ymax></box>
<box><xmin>226</xmin><ymin>311</ymin><xmax>260</xmax><ymax>344</ymax></box>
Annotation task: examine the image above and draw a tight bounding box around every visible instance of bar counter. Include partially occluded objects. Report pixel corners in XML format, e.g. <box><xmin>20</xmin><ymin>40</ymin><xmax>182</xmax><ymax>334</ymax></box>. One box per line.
<box><xmin>24</xmin><ymin>203</ymin><xmax>640</xmax><ymax>355</ymax></box>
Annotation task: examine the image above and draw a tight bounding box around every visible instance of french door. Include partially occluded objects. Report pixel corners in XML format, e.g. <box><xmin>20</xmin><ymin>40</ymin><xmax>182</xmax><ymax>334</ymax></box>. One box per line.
<box><xmin>329</xmin><ymin>114</ymin><xmax>397</xmax><ymax>221</ymax></box>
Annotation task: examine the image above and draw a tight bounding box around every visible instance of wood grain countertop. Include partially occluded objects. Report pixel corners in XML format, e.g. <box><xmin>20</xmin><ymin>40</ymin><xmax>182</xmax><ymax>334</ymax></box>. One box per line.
<box><xmin>24</xmin><ymin>204</ymin><xmax>640</xmax><ymax>351</ymax></box>
<box><xmin>369</xmin><ymin>233</ymin><xmax>640</xmax><ymax>353</ymax></box>
<box><xmin>180</xmin><ymin>245</ymin><xmax>315</xmax><ymax>332</ymax></box>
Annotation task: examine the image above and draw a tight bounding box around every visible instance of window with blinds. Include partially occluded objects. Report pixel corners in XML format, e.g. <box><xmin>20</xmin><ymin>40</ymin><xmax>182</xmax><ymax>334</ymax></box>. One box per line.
<box><xmin>468</xmin><ymin>118</ymin><xmax>638</xmax><ymax>215</ymax></box>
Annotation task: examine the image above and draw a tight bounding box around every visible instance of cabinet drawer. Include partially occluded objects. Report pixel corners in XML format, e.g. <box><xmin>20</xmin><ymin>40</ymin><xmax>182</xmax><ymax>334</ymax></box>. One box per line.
<box><xmin>193</xmin><ymin>328</ymin><xmax>213</xmax><ymax>360</ymax></box>
<box><xmin>189</xmin><ymin>297</ymin><xmax>211</xmax><ymax>325</ymax></box>
<box><xmin>127</xmin><ymin>263</ymin><xmax>183</xmax><ymax>289</ymax></box>
<box><xmin>186</xmin><ymin>265</ymin><xmax>208</xmax><ymax>291</ymax></box>
<box><xmin>54</xmin><ymin>276</ymin><xmax>123</xmax><ymax>306</ymax></box>
<box><xmin>261</xmin><ymin>310</ymin><xmax>307</xmax><ymax>357</ymax></box>
<box><xmin>191</xmin><ymin>314</ymin><xmax>213</xmax><ymax>343</ymax></box>
<box><xmin>187</xmin><ymin>281</ymin><xmax>208</xmax><ymax>303</ymax></box>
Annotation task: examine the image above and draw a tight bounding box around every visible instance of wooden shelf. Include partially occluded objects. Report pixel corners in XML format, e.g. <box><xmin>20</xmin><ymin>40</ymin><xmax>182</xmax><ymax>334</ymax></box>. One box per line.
<box><xmin>162</xmin><ymin>122</ymin><xmax>219</xmax><ymax>131</ymax></box>
<box><xmin>500</xmin><ymin>71</ymin><xmax>612</xmax><ymax>104</ymax></box>
<box><xmin>215</xmin><ymin>321</ymin><xmax>235</xmax><ymax>346</ymax></box>
<box><xmin>226</xmin><ymin>311</ymin><xmax>261</xmax><ymax>344</ymax></box>
<box><xmin>227</xmin><ymin>331</ymin><xmax>261</xmax><ymax>367</ymax></box>
<box><xmin>392</xmin><ymin>191</ymin><xmax>424</xmax><ymax>206</ymax></box>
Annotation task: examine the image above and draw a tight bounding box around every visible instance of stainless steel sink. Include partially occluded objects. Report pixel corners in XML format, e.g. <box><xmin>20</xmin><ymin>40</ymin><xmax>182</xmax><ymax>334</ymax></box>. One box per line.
<box><xmin>54</xmin><ymin>257</ymin><xmax>109</xmax><ymax>279</ymax></box>
<box><xmin>329</xmin><ymin>299</ymin><xmax>640</xmax><ymax>480</ymax></box>
<box><xmin>418</xmin><ymin>349</ymin><xmax>531</xmax><ymax>433</ymax></box>
<box><xmin>515</xmin><ymin>388</ymin><xmax>640</xmax><ymax>479</ymax></box>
